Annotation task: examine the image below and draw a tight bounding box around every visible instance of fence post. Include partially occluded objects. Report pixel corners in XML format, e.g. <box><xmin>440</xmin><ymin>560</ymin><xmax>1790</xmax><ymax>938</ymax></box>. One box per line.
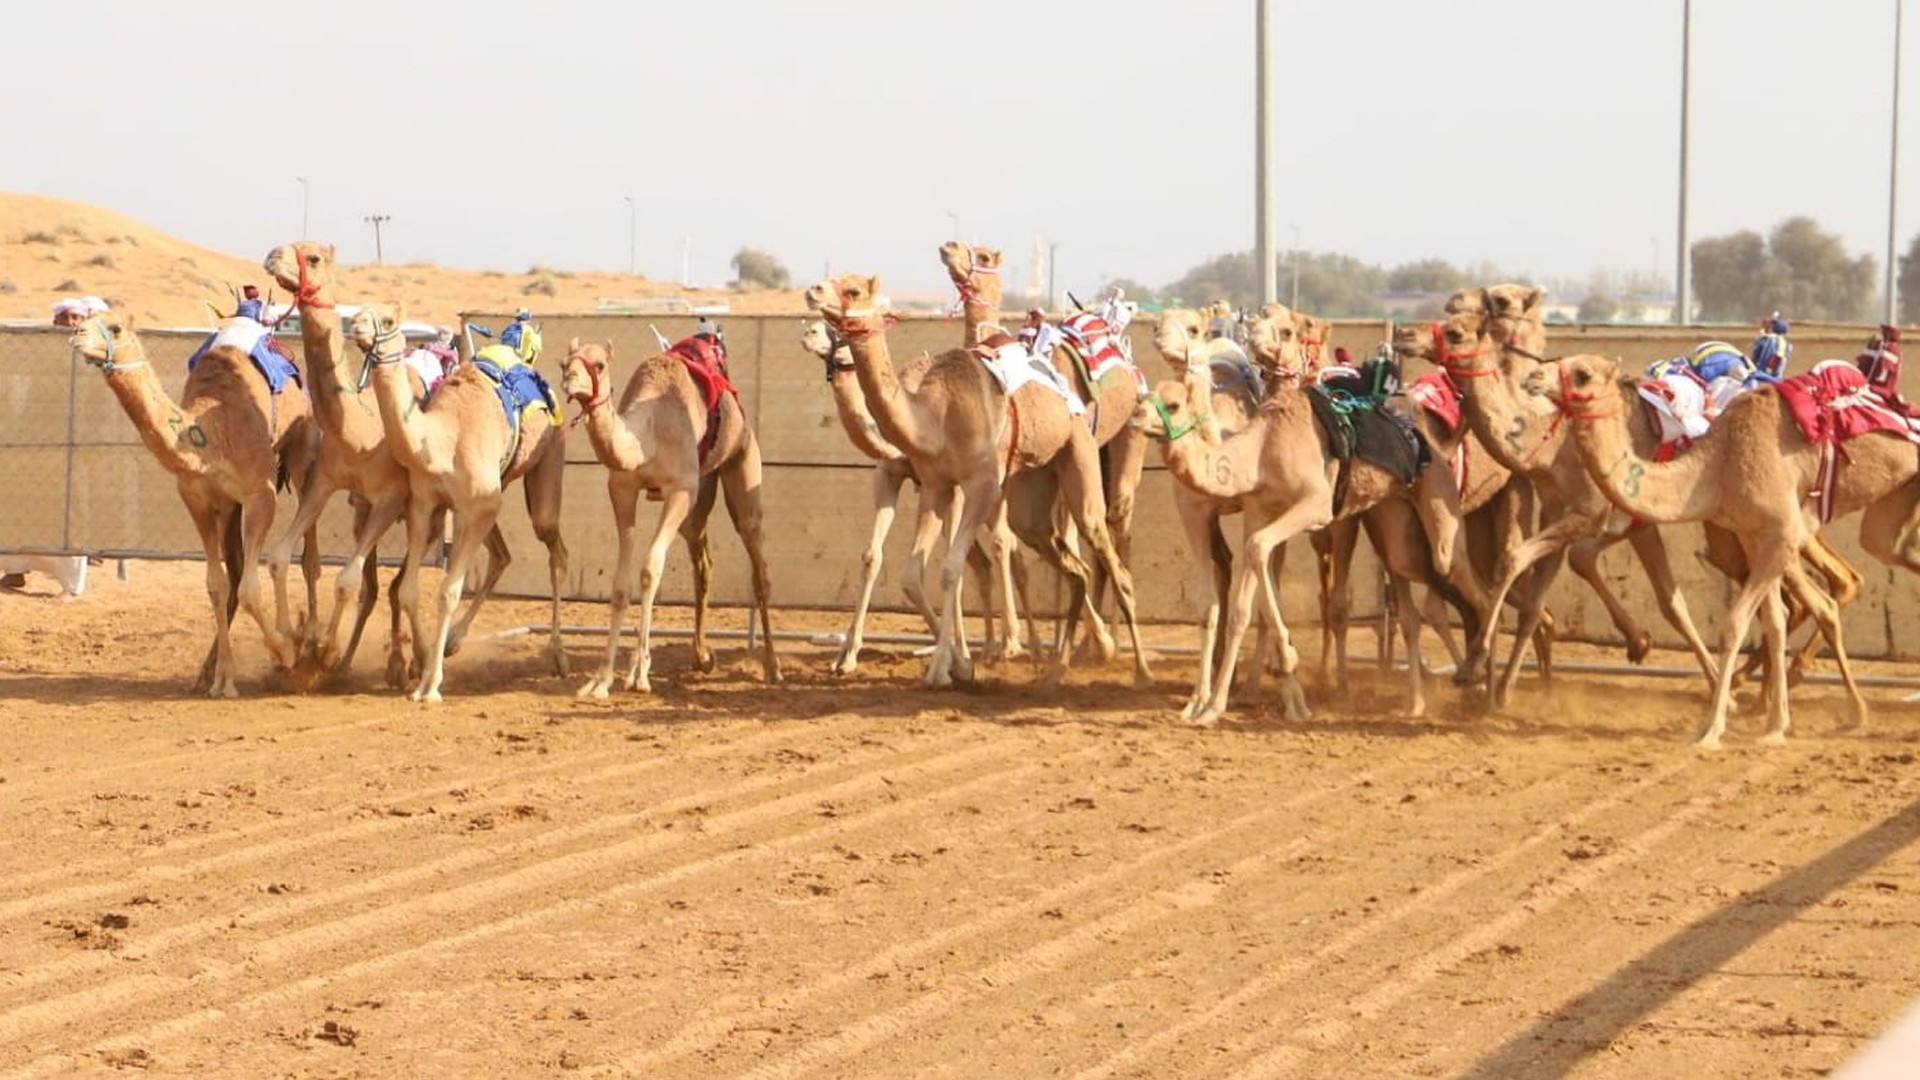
<box><xmin>62</xmin><ymin>343</ymin><xmax>78</xmax><ymax>550</ymax></box>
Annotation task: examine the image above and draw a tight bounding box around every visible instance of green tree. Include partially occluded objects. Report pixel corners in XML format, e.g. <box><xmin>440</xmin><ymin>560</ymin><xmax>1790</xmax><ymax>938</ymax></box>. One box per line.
<box><xmin>729</xmin><ymin>247</ymin><xmax>790</xmax><ymax>290</ymax></box>
<box><xmin>1691</xmin><ymin>217</ymin><xmax>1875</xmax><ymax>322</ymax></box>
<box><xmin>1385</xmin><ymin>258</ymin><xmax>1466</xmax><ymax>294</ymax></box>
<box><xmin>1577</xmin><ymin>292</ymin><xmax>1620</xmax><ymax>323</ymax></box>
<box><xmin>1898</xmin><ymin>232</ymin><xmax>1920</xmax><ymax>324</ymax></box>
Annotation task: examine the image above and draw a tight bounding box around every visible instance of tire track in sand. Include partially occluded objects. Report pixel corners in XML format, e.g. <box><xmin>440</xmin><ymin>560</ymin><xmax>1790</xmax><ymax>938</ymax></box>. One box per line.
<box><xmin>711</xmin><ymin>759</ymin><xmax>1427</xmax><ymax>1080</ymax></box>
<box><xmin>1224</xmin><ymin>759</ymin><xmax>1779</xmax><ymax>1079</ymax></box>
<box><xmin>0</xmin><ymin>717</ymin><xmax>819</xmax><ymax>924</ymax></box>
<box><xmin>4</xmin><ymin>732</ymin><xmax>1026</xmax><ymax>1069</ymax></box>
<box><xmin>1067</xmin><ymin>754</ymin><xmax>1699</xmax><ymax>1080</ymax></box>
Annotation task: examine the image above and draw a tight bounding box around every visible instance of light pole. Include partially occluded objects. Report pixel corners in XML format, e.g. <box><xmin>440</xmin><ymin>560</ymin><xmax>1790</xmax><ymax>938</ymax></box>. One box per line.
<box><xmin>681</xmin><ymin>237</ymin><xmax>691</xmax><ymax>288</ymax></box>
<box><xmin>1255</xmin><ymin>0</ymin><xmax>1278</xmax><ymax>305</ymax></box>
<box><xmin>1887</xmin><ymin>0</ymin><xmax>1905</xmax><ymax>324</ymax></box>
<box><xmin>296</xmin><ymin>177</ymin><xmax>309</xmax><ymax>239</ymax></box>
<box><xmin>1675</xmin><ymin>0</ymin><xmax>1694</xmax><ymax>325</ymax></box>
<box><xmin>624</xmin><ymin>195</ymin><xmax>636</xmax><ymax>276</ymax></box>
<box><xmin>363</xmin><ymin>214</ymin><xmax>390</xmax><ymax>264</ymax></box>
<box><xmin>1048</xmin><ymin>241</ymin><xmax>1060</xmax><ymax>313</ymax></box>
<box><xmin>1289</xmin><ymin>223</ymin><xmax>1301</xmax><ymax>311</ymax></box>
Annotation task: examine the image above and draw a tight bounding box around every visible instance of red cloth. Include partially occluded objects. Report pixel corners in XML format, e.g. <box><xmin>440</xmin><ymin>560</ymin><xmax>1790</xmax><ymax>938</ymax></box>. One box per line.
<box><xmin>1776</xmin><ymin>361</ymin><xmax>1918</xmax><ymax>447</ymax></box>
<box><xmin>1058</xmin><ymin>312</ymin><xmax>1128</xmax><ymax>378</ymax></box>
<box><xmin>667</xmin><ymin>335</ymin><xmax>739</xmax><ymax>414</ymax></box>
<box><xmin>1405</xmin><ymin>371</ymin><xmax>1462</xmax><ymax>434</ymax></box>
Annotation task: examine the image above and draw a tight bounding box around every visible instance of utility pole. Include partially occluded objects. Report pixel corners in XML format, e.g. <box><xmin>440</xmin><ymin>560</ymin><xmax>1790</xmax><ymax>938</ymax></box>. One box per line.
<box><xmin>296</xmin><ymin>177</ymin><xmax>309</xmax><ymax>240</ymax></box>
<box><xmin>1255</xmin><ymin>0</ymin><xmax>1279</xmax><ymax>305</ymax></box>
<box><xmin>624</xmin><ymin>195</ymin><xmax>637</xmax><ymax>276</ymax></box>
<box><xmin>1675</xmin><ymin>0</ymin><xmax>1694</xmax><ymax>325</ymax></box>
<box><xmin>363</xmin><ymin>214</ymin><xmax>390</xmax><ymax>264</ymax></box>
<box><xmin>1048</xmin><ymin>241</ymin><xmax>1060</xmax><ymax>313</ymax></box>
<box><xmin>1888</xmin><ymin>0</ymin><xmax>1906</xmax><ymax>324</ymax></box>
<box><xmin>681</xmin><ymin>237</ymin><xmax>691</xmax><ymax>287</ymax></box>
<box><xmin>947</xmin><ymin>211</ymin><xmax>959</xmax><ymax>242</ymax></box>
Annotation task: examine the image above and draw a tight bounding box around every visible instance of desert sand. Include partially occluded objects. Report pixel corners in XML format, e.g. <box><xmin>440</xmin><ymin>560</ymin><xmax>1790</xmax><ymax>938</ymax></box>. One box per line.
<box><xmin>1</xmin><ymin>562</ymin><xmax>1917</xmax><ymax>1077</ymax></box>
<box><xmin>0</xmin><ymin>191</ymin><xmax>805</xmax><ymax>330</ymax></box>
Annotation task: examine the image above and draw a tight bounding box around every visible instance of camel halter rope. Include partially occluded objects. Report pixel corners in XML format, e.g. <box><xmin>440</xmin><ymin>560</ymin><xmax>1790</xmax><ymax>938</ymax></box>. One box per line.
<box><xmin>818</xmin><ymin>324</ymin><xmax>856</xmax><ymax>382</ymax></box>
<box><xmin>1553</xmin><ymin>359</ymin><xmax>1618</xmax><ymax>422</ymax></box>
<box><xmin>565</xmin><ymin>352</ymin><xmax>609</xmax><ymax>429</ymax></box>
<box><xmin>1430</xmin><ymin>320</ymin><xmax>1572</xmax><ymax>465</ymax></box>
<box><xmin>947</xmin><ymin>257</ymin><xmax>999</xmax><ymax>319</ymax></box>
<box><xmin>268</xmin><ymin>254</ymin><xmax>336</xmax><ymax>329</ymax></box>
<box><xmin>77</xmin><ymin>322</ymin><xmax>146</xmax><ymax>373</ymax></box>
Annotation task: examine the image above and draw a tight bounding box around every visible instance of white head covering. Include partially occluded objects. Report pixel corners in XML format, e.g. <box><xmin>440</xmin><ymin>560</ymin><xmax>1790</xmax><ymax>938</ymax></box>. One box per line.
<box><xmin>51</xmin><ymin>298</ymin><xmax>87</xmax><ymax>319</ymax></box>
<box><xmin>80</xmin><ymin>296</ymin><xmax>110</xmax><ymax>314</ymax></box>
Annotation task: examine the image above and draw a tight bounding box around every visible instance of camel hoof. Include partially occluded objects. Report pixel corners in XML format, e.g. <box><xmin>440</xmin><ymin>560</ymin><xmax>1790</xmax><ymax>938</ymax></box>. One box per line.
<box><xmin>546</xmin><ymin>645</ymin><xmax>570</xmax><ymax>677</ymax></box>
<box><xmin>1281</xmin><ymin>682</ymin><xmax>1313</xmax><ymax>723</ymax></box>
<box><xmin>384</xmin><ymin>655</ymin><xmax>408</xmax><ymax>690</ymax></box>
<box><xmin>764</xmin><ymin>661</ymin><xmax>784</xmax><ymax>685</ymax></box>
<box><xmin>830</xmin><ymin>655</ymin><xmax>858</xmax><ymax>677</ymax></box>
<box><xmin>1133</xmin><ymin>669</ymin><xmax>1155</xmax><ymax>691</ymax></box>
<box><xmin>1758</xmin><ymin>731</ymin><xmax>1789</xmax><ymax>747</ymax></box>
<box><xmin>576</xmin><ymin>677</ymin><xmax>611</xmax><ymax>700</ymax></box>
<box><xmin>1076</xmin><ymin>633</ymin><xmax>1118</xmax><ymax>665</ymax></box>
<box><xmin>1406</xmin><ymin>698</ymin><xmax>1427</xmax><ymax>719</ymax></box>
<box><xmin>1625</xmin><ymin>632</ymin><xmax>1652</xmax><ymax>665</ymax></box>
<box><xmin>1188</xmin><ymin>708</ymin><xmax>1223</xmax><ymax>729</ymax></box>
<box><xmin>1693</xmin><ymin>733</ymin><xmax>1725</xmax><ymax>751</ymax></box>
<box><xmin>693</xmin><ymin>650</ymin><xmax>717</xmax><ymax>674</ymax></box>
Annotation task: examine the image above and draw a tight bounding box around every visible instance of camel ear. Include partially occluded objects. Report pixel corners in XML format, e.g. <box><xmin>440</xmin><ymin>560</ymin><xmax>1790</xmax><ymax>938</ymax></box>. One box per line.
<box><xmin>324</xmin><ymin>244</ymin><xmax>337</xmax><ymax>262</ymax></box>
<box><xmin>1523</xmin><ymin>286</ymin><xmax>1544</xmax><ymax>313</ymax></box>
<box><xmin>603</xmin><ymin>339</ymin><xmax>615</xmax><ymax>363</ymax></box>
<box><xmin>568</xmin><ymin>336</ymin><xmax>581</xmax><ymax>352</ymax></box>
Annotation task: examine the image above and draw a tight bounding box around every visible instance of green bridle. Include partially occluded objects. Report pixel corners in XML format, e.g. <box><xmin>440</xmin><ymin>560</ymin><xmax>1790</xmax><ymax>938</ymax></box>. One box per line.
<box><xmin>79</xmin><ymin>322</ymin><xmax>146</xmax><ymax>372</ymax></box>
<box><xmin>1148</xmin><ymin>394</ymin><xmax>1207</xmax><ymax>442</ymax></box>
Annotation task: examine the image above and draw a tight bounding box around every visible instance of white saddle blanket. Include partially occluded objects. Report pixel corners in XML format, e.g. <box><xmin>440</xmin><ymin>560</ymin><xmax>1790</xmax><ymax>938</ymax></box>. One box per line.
<box><xmin>402</xmin><ymin>348</ymin><xmax>447</xmax><ymax>393</ymax></box>
<box><xmin>1637</xmin><ymin>371</ymin><xmax>1711</xmax><ymax>445</ymax></box>
<box><xmin>209</xmin><ymin>317</ymin><xmax>272</xmax><ymax>355</ymax></box>
<box><xmin>976</xmin><ymin>342</ymin><xmax>1085</xmax><ymax>415</ymax></box>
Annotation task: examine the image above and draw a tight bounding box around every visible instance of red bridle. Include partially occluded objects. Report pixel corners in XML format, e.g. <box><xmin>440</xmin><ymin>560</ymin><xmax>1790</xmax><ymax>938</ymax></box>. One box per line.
<box><xmin>828</xmin><ymin>282</ymin><xmax>899</xmax><ymax>341</ymax></box>
<box><xmin>1555</xmin><ymin>361</ymin><xmax>1616</xmax><ymax>421</ymax></box>
<box><xmin>269</xmin><ymin>254</ymin><xmax>336</xmax><ymax>328</ymax></box>
<box><xmin>1431</xmin><ymin>321</ymin><xmax>1495</xmax><ymax>377</ymax></box>
<box><xmin>566</xmin><ymin>354</ymin><xmax>608</xmax><ymax>427</ymax></box>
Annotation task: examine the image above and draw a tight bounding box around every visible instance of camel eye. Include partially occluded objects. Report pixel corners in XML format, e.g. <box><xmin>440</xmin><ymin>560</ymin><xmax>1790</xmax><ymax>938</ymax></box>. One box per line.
<box><xmin>306</xmin><ymin>254</ymin><xmax>319</xmax><ymax>266</ymax></box>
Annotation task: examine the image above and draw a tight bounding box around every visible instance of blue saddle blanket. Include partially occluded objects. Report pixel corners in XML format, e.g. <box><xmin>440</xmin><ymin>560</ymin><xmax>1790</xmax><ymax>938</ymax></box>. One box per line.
<box><xmin>187</xmin><ymin>319</ymin><xmax>303</xmax><ymax>394</ymax></box>
<box><xmin>472</xmin><ymin>350</ymin><xmax>555</xmax><ymax>430</ymax></box>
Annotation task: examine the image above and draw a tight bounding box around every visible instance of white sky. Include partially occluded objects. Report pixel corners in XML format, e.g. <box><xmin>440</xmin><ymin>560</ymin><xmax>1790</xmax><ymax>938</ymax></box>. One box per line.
<box><xmin>5</xmin><ymin>1</ymin><xmax>1909</xmax><ymax>298</ymax></box>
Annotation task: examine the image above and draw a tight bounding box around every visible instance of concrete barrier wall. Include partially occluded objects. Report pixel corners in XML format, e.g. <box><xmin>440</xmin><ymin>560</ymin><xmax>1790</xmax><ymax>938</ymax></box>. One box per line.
<box><xmin>6</xmin><ymin>314</ymin><xmax>1916</xmax><ymax>658</ymax></box>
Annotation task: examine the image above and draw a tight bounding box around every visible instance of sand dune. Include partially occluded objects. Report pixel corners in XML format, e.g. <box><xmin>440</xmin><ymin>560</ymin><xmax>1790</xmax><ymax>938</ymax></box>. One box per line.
<box><xmin>0</xmin><ymin>191</ymin><xmax>805</xmax><ymax>330</ymax></box>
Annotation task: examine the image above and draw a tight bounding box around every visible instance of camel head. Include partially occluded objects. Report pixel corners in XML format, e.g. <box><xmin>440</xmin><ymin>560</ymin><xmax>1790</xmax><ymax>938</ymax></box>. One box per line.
<box><xmin>805</xmin><ymin>274</ymin><xmax>892</xmax><ymax>337</ymax></box>
<box><xmin>938</xmin><ymin>242</ymin><xmax>1003</xmax><ymax>313</ymax></box>
<box><xmin>1448</xmin><ymin>284</ymin><xmax>1544</xmax><ymax>349</ymax></box>
<box><xmin>562</xmin><ymin>338</ymin><xmax>615</xmax><ymax>410</ymax></box>
<box><xmin>1132</xmin><ymin>378</ymin><xmax>1210</xmax><ymax>442</ymax></box>
<box><xmin>346</xmin><ymin>302</ymin><xmax>405</xmax><ymax>355</ymax></box>
<box><xmin>1525</xmin><ymin>354</ymin><xmax>1622</xmax><ymax>417</ymax></box>
<box><xmin>263</xmin><ymin>241</ymin><xmax>339</xmax><ymax>307</ymax></box>
<box><xmin>1391</xmin><ymin>321</ymin><xmax>1435</xmax><ymax>366</ymax></box>
<box><xmin>1152</xmin><ymin>308</ymin><xmax>1206</xmax><ymax>370</ymax></box>
<box><xmin>1246</xmin><ymin>304</ymin><xmax>1304</xmax><ymax>377</ymax></box>
<box><xmin>1430</xmin><ymin>309</ymin><xmax>1503</xmax><ymax>381</ymax></box>
<box><xmin>69</xmin><ymin>312</ymin><xmax>145</xmax><ymax>370</ymax></box>
<box><xmin>800</xmin><ymin>320</ymin><xmax>852</xmax><ymax>377</ymax></box>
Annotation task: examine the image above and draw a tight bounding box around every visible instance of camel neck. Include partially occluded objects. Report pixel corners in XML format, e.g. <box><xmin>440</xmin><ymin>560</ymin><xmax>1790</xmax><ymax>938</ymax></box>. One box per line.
<box><xmin>1567</xmin><ymin>379</ymin><xmax>1716</xmax><ymax>524</ymax></box>
<box><xmin>101</xmin><ymin>360</ymin><xmax>206</xmax><ymax>477</ymax></box>
<box><xmin>367</xmin><ymin>351</ymin><xmax>438</xmax><ymax>474</ymax></box>
<box><xmin>577</xmin><ymin>390</ymin><xmax>646</xmax><ymax>473</ymax></box>
<box><xmin>1454</xmin><ymin>341</ymin><xmax>1565</xmax><ymax>477</ymax></box>
<box><xmin>1158</xmin><ymin>419</ymin><xmax>1263</xmax><ymax>501</ymax></box>
<box><xmin>961</xmin><ymin>286</ymin><xmax>1001</xmax><ymax>349</ymax></box>
<box><xmin>844</xmin><ymin>327</ymin><xmax>925</xmax><ymax>455</ymax></box>
<box><xmin>827</xmin><ymin>367</ymin><xmax>900</xmax><ymax>461</ymax></box>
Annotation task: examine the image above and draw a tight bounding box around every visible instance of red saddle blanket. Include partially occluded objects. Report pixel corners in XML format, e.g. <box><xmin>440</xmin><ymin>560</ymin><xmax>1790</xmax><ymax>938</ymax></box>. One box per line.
<box><xmin>1775</xmin><ymin>361</ymin><xmax>1920</xmax><ymax>521</ymax></box>
<box><xmin>668</xmin><ymin>335</ymin><xmax>739</xmax><ymax>413</ymax></box>
<box><xmin>1404</xmin><ymin>371</ymin><xmax>1461</xmax><ymax>433</ymax></box>
<box><xmin>1776</xmin><ymin>361</ymin><xmax>1920</xmax><ymax>446</ymax></box>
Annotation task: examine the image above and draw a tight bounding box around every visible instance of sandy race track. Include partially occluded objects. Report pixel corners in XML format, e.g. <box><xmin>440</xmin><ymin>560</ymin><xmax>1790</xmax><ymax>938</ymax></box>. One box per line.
<box><xmin>2</xmin><ymin>563</ymin><xmax>1918</xmax><ymax>1078</ymax></box>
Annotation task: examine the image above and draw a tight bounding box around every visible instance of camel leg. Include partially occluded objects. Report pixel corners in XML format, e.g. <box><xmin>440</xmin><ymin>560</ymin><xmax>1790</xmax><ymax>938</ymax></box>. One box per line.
<box><xmin>1421</xmin><ymin>589</ymin><xmax>1465</xmax><ymax>668</ymax></box>
<box><xmin>323</xmin><ymin>490</ymin><xmax>407</xmax><ymax>671</ymax></box>
<box><xmin>1197</xmin><ymin>502</ymin><xmax>1327</xmax><ymax>727</ymax></box>
<box><xmin>1092</xmin><ymin>424</ymin><xmax>1149</xmax><ymax>649</ymax></box>
<box><xmin>521</xmin><ymin>438</ymin><xmax>570</xmax><ymax>676</ymax></box>
<box><xmin>266</xmin><ymin>466</ymin><xmax>338</xmax><ymax>651</ymax></box>
<box><xmin>1057</xmin><ymin>428</ymin><xmax>1151</xmax><ymax>687</ymax></box>
<box><xmin>836</xmin><ymin>464</ymin><xmax>910</xmax><ymax>676</ymax></box>
<box><xmin>580</xmin><ymin>480</ymin><xmax>643</xmax><ymax>699</ymax></box>
<box><xmin>443</xmin><ymin>525</ymin><xmax>512</xmax><ymax>659</ymax></box>
<box><xmin>623</xmin><ymin>484</ymin><xmax>698</xmax><ymax>693</ymax></box>
<box><xmin>416</xmin><ymin>500</ymin><xmax>502</xmax><ymax>703</ymax></box>
<box><xmin>1699</xmin><ymin>541</ymin><xmax>1789</xmax><ymax>749</ymax></box>
<box><xmin>187</xmin><ymin>503</ymin><xmax>241</xmax><ymax>699</ymax></box>
<box><xmin>235</xmin><ymin>488</ymin><xmax>297</xmax><ymax>671</ymax></box>
<box><xmin>1315</xmin><ymin>521</ymin><xmax>1361</xmax><ymax>690</ymax></box>
<box><xmin>985</xmin><ymin>503</ymin><xmax>1027</xmax><ymax>661</ymax></box>
<box><xmin>901</xmin><ymin>489</ymin><xmax>945</xmax><ymax>637</ymax></box>
<box><xmin>1782</xmin><ymin>534</ymin><xmax>1863</xmax><ymax>685</ymax></box>
<box><xmin>1861</xmin><ymin>480</ymin><xmax>1920</xmax><ymax>574</ymax></box>
<box><xmin>300</xmin><ymin>521</ymin><xmax>322</xmax><ymax>645</ymax></box>
<box><xmin>1780</xmin><ymin>556</ymin><xmax>1866</xmax><ymax>733</ymax></box>
<box><xmin>1756</xmin><ymin>581</ymin><xmax>1792</xmax><ymax>745</ymax></box>
<box><xmin>1408</xmin><ymin>457</ymin><xmax>1463</xmax><ymax>578</ymax></box>
<box><xmin>1173</xmin><ymin>495</ymin><xmax>1227</xmax><ymax>721</ymax></box>
<box><xmin>680</xmin><ymin>477</ymin><xmax>720</xmax><ymax>674</ymax></box>
<box><xmin>721</xmin><ymin>436</ymin><xmax>782</xmax><ymax>685</ymax></box>
<box><xmin>335</xmin><ymin>498</ymin><xmax>379</xmax><ymax>667</ymax></box>
<box><xmin>1252</xmin><ymin>523</ymin><xmax>1310</xmax><ymax>724</ymax></box>
<box><xmin>1475</xmin><ymin>510</ymin><xmax>1597</xmax><ymax>704</ymax></box>
<box><xmin>393</xmin><ymin>500</ymin><xmax>440</xmax><ymax>693</ymax></box>
<box><xmin>1619</xmin><ymin>526</ymin><xmax>1719</xmax><ymax>689</ymax></box>
<box><xmin>928</xmin><ymin>479</ymin><xmax>997</xmax><ymax>689</ymax></box>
